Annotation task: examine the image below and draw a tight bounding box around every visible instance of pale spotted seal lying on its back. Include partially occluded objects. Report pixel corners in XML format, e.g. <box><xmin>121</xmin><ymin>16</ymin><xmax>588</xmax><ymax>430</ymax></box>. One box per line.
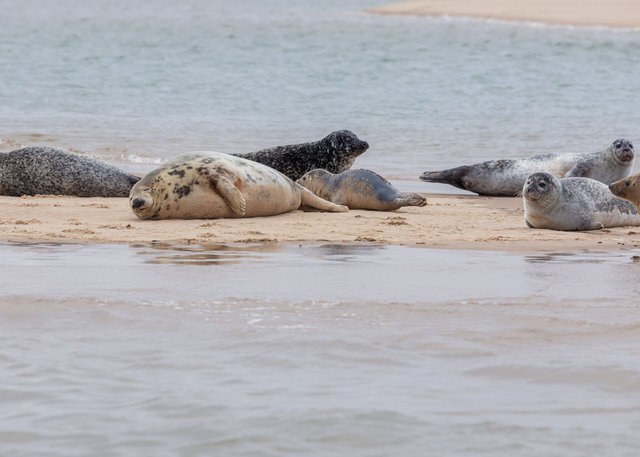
<box><xmin>523</xmin><ymin>172</ymin><xmax>640</xmax><ymax>231</ymax></box>
<box><xmin>129</xmin><ymin>151</ymin><xmax>348</xmax><ymax>219</ymax></box>
<box><xmin>0</xmin><ymin>146</ymin><xmax>140</xmax><ymax>197</ymax></box>
<box><xmin>609</xmin><ymin>172</ymin><xmax>640</xmax><ymax>211</ymax></box>
<box><xmin>297</xmin><ymin>169</ymin><xmax>427</xmax><ymax>210</ymax></box>
<box><xmin>420</xmin><ymin>139</ymin><xmax>634</xmax><ymax>196</ymax></box>
<box><xmin>235</xmin><ymin>130</ymin><xmax>369</xmax><ymax>181</ymax></box>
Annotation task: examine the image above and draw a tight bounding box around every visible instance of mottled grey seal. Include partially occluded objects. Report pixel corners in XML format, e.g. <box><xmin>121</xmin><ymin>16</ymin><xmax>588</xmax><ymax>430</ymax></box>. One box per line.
<box><xmin>420</xmin><ymin>139</ymin><xmax>634</xmax><ymax>196</ymax></box>
<box><xmin>0</xmin><ymin>146</ymin><xmax>140</xmax><ymax>197</ymax></box>
<box><xmin>297</xmin><ymin>168</ymin><xmax>427</xmax><ymax>210</ymax></box>
<box><xmin>234</xmin><ymin>130</ymin><xmax>369</xmax><ymax>181</ymax></box>
<box><xmin>129</xmin><ymin>151</ymin><xmax>348</xmax><ymax>219</ymax></box>
<box><xmin>523</xmin><ymin>172</ymin><xmax>640</xmax><ymax>231</ymax></box>
<box><xmin>609</xmin><ymin>173</ymin><xmax>640</xmax><ymax>210</ymax></box>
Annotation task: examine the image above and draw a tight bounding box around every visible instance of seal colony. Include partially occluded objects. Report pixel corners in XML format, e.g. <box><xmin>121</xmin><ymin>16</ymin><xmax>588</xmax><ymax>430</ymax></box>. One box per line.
<box><xmin>297</xmin><ymin>169</ymin><xmax>427</xmax><ymax>210</ymax></box>
<box><xmin>129</xmin><ymin>151</ymin><xmax>348</xmax><ymax>220</ymax></box>
<box><xmin>3</xmin><ymin>132</ymin><xmax>640</xmax><ymax>236</ymax></box>
<box><xmin>420</xmin><ymin>139</ymin><xmax>634</xmax><ymax>196</ymax></box>
<box><xmin>0</xmin><ymin>146</ymin><xmax>140</xmax><ymax>197</ymax></box>
<box><xmin>522</xmin><ymin>172</ymin><xmax>640</xmax><ymax>231</ymax></box>
<box><xmin>235</xmin><ymin>130</ymin><xmax>370</xmax><ymax>181</ymax></box>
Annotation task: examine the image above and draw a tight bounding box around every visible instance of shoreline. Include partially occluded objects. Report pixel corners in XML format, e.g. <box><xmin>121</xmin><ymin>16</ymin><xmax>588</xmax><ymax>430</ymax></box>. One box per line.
<box><xmin>2</xmin><ymin>194</ymin><xmax>639</xmax><ymax>252</ymax></box>
<box><xmin>369</xmin><ymin>0</ymin><xmax>640</xmax><ymax>29</ymax></box>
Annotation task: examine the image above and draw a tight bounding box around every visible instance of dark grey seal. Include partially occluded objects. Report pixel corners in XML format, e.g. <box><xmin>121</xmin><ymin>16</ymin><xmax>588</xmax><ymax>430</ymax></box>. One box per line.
<box><xmin>420</xmin><ymin>139</ymin><xmax>634</xmax><ymax>196</ymax></box>
<box><xmin>235</xmin><ymin>130</ymin><xmax>369</xmax><ymax>181</ymax></box>
<box><xmin>297</xmin><ymin>169</ymin><xmax>427</xmax><ymax>210</ymax></box>
<box><xmin>0</xmin><ymin>146</ymin><xmax>140</xmax><ymax>197</ymax></box>
<box><xmin>523</xmin><ymin>172</ymin><xmax>640</xmax><ymax>231</ymax></box>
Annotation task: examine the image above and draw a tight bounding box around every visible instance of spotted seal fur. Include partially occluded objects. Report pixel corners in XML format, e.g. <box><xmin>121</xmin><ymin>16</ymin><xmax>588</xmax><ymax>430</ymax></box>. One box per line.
<box><xmin>297</xmin><ymin>168</ymin><xmax>427</xmax><ymax>210</ymax></box>
<box><xmin>420</xmin><ymin>139</ymin><xmax>634</xmax><ymax>196</ymax></box>
<box><xmin>0</xmin><ymin>146</ymin><xmax>140</xmax><ymax>197</ymax></box>
<box><xmin>129</xmin><ymin>151</ymin><xmax>348</xmax><ymax>219</ymax></box>
<box><xmin>523</xmin><ymin>172</ymin><xmax>640</xmax><ymax>231</ymax></box>
<box><xmin>235</xmin><ymin>130</ymin><xmax>369</xmax><ymax>181</ymax></box>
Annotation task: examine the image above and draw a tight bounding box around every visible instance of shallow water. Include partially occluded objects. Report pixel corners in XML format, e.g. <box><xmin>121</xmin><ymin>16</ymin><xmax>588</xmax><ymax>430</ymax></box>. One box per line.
<box><xmin>1</xmin><ymin>0</ymin><xmax>639</xmax><ymax>191</ymax></box>
<box><xmin>2</xmin><ymin>242</ymin><xmax>640</xmax><ymax>456</ymax></box>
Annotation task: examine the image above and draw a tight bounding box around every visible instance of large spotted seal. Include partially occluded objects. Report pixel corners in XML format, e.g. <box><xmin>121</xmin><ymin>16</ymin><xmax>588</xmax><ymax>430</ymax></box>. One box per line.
<box><xmin>420</xmin><ymin>139</ymin><xmax>634</xmax><ymax>196</ymax></box>
<box><xmin>297</xmin><ymin>168</ymin><xmax>427</xmax><ymax>210</ymax></box>
<box><xmin>129</xmin><ymin>151</ymin><xmax>348</xmax><ymax>219</ymax></box>
<box><xmin>235</xmin><ymin>130</ymin><xmax>369</xmax><ymax>181</ymax></box>
<box><xmin>523</xmin><ymin>172</ymin><xmax>640</xmax><ymax>231</ymax></box>
<box><xmin>0</xmin><ymin>146</ymin><xmax>140</xmax><ymax>197</ymax></box>
<box><xmin>609</xmin><ymin>172</ymin><xmax>640</xmax><ymax>210</ymax></box>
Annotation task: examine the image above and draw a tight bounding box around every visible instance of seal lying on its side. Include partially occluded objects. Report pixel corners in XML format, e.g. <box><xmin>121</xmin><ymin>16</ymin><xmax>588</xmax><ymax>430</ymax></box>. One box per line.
<box><xmin>297</xmin><ymin>169</ymin><xmax>427</xmax><ymax>210</ymax></box>
<box><xmin>609</xmin><ymin>173</ymin><xmax>640</xmax><ymax>210</ymax></box>
<box><xmin>129</xmin><ymin>151</ymin><xmax>348</xmax><ymax>220</ymax></box>
<box><xmin>523</xmin><ymin>172</ymin><xmax>640</xmax><ymax>231</ymax></box>
<box><xmin>420</xmin><ymin>139</ymin><xmax>634</xmax><ymax>196</ymax></box>
<box><xmin>235</xmin><ymin>130</ymin><xmax>369</xmax><ymax>181</ymax></box>
<box><xmin>0</xmin><ymin>146</ymin><xmax>140</xmax><ymax>197</ymax></box>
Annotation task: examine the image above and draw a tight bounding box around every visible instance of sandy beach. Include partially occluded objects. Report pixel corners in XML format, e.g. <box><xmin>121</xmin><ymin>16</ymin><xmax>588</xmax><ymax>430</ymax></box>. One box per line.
<box><xmin>370</xmin><ymin>0</ymin><xmax>640</xmax><ymax>28</ymax></box>
<box><xmin>2</xmin><ymin>193</ymin><xmax>639</xmax><ymax>251</ymax></box>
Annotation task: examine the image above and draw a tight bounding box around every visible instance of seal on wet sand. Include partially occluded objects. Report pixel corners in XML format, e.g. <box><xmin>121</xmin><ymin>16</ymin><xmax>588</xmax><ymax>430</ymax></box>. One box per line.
<box><xmin>420</xmin><ymin>139</ymin><xmax>635</xmax><ymax>196</ymax></box>
<box><xmin>609</xmin><ymin>172</ymin><xmax>640</xmax><ymax>210</ymax></box>
<box><xmin>297</xmin><ymin>168</ymin><xmax>427</xmax><ymax>210</ymax></box>
<box><xmin>235</xmin><ymin>130</ymin><xmax>369</xmax><ymax>181</ymax></box>
<box><xmin>523</xmin><ymin>172</ymin><xmax>640</xmax><ymax>231</ymax></box>
<box><xmin>129</xmin><ymin>151</ymin><xmax>348</xmax><ymax>220</ymax></box>
<box><xmin>0</xmin><ymin>146</ymin><xmax>140</xmax><ymax>197</ymax></box>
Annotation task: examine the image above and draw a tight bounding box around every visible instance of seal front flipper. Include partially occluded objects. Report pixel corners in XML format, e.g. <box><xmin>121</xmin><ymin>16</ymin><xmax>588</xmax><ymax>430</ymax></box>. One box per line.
<box><xmin>298</xmin><ymin>185</ymin><xmax>348</xmax><ymax>212</ymax></box>
<box><xmin>211</xmin><ymin>176</ymin><xmax>246</xmax><ymax>215</ymax></box>
<box><xmin>419</xmin><ymin>166</ymin><xmax>472</xmax><ymax>191</ymax></box>
<box><xmin>564</xmin><ymin>162</ymin><xmax>591</xmax><ymax>178</ymax></box>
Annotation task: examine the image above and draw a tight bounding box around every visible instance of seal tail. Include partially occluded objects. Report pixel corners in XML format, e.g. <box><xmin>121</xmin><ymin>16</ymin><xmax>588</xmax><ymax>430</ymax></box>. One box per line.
<box><xmin>298</xmin><ymin>185</ymin><xmax>348</xmax><ymax>212</ymax></box>
<box><xmin>419</xmin><ymin>166</ymin><xmax>471</xmax><ymax>191</ymax></box>
<box><xmin>397</xmin><ymin>192</ymin><xmax>427</xmax><ymax>207</ymax></box>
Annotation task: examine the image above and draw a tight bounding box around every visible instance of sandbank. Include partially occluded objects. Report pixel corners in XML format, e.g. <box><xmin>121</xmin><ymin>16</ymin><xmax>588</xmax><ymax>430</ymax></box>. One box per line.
<box><xmin>369</xmin><ymin>0</ymin><xmax>640</xmax><ymax>28</ymax></box>
<box><xmin>1</xmin><ymin>194</ymin><xmax>639</xmax><ymax>251</ymax></box>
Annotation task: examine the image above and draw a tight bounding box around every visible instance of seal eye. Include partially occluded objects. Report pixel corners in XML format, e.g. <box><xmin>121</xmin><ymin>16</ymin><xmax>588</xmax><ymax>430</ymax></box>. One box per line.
<box><xmin>538</xmin><ymin>181</ymin><xmax>547</xmax><ymax>190</ymax></box>
<box><xmin>625</xmin><ymin>181</ymin><xmax>630</xmax><ymax>187</ymax></box>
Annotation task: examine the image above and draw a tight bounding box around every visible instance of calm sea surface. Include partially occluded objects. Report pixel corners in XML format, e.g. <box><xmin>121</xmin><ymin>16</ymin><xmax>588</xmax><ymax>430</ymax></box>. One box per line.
<box><xmin>2</xmin><ymin>1</ymin><xmax>640</xmax><ymax>455</ymax></box>
<box><xmin>2</xmin><ymin>242</ymin><xmax>640</xmax><ymax>457</ymax></box>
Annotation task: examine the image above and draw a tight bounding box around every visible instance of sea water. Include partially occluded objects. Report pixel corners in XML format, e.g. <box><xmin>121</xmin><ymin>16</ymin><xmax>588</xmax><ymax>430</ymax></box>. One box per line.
<box><xmin>2</xmin><ymin>1</ymin><xmax>640</xmax><ymax>455</ymax></box>
<box><xmin>1</xmin><ymin>242</ymin><xmax>640</xmax><ymax>456</ymax></box>
<box><xmin>1</xmin><ymin>0</ymin><xmax>639</xmax><ymax>185</ymax></box>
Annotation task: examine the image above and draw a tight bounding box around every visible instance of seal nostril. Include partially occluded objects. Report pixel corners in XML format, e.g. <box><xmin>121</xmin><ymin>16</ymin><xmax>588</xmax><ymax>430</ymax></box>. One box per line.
<box><xmin>131</xmin><ymin>198</ymin><xmax>146</xmax><ymax>209</ymax></box>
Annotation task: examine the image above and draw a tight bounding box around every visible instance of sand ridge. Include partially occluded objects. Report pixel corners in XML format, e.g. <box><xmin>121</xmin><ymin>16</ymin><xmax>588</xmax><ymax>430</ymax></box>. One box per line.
<box><xmin>1</xmin><ymin>194</ymin><xmax>639</xmax><ymax>251</ymax></box>
<box><xmin>369</xmin><ymin>0</ymin><xmax>640</xmax><ymax>28</ymax></box>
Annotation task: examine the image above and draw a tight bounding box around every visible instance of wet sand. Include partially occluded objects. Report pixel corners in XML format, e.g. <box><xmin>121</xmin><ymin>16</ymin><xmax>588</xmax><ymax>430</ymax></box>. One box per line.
<box><xmin>1</xmin><ymin>194</ymin><xmax>639</xmax><ymax>251</ymax></box>
<box><xmin>369</xmin><ymin>0</ymin><xmax>640</xmax><ymax>28</ymax></box>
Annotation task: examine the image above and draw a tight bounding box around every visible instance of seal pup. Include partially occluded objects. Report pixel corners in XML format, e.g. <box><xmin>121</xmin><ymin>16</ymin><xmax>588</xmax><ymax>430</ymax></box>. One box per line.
<box><xmin>235</xmin><ymin>130</ymin><xmax>369</xmax><ymax>181</ymax></box>
<box><xmin>609</xmin><ymin>173</ymin><xmax>640</xmax><ymax>210</ymax></box>
<box><xmin>129</xmin><ymin>151</ymin><xmax>348</xmax><ymax>219</ymax></box>
<box><xmin>420</xmin><ymin>139</ymin><xmax>634</xmax><ymax>196</ymax></box>
<box><xmin>297</xmin><ymin>168</ymin><xmax>427</xmax><ymax>210</ymax></box>
<box><xmin>523</xmin><ymin>172</ymin><xmax>640</xmax><ymax>231</ymax></box>
<box><xmin>0</xmin><ymin>146</ymin><xmax>140</xmax><ymax>197</ymax></box>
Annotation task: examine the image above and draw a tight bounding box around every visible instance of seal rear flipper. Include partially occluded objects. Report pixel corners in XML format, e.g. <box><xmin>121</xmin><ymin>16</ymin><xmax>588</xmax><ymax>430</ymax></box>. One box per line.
<box><xmin>564</xmin><ymin>163</ymin><xmax>590</xmax><ymax>178</ymax></box>
<box><xmin>298</xmin><ymin>185</ymin><xmax>348</xmax><ymax>212</ymax></box>
<box><xmin>212</xmin><ymin>176</ymin><xmax>246</xmax><ymax>216</ymax></box>
<box><xmin>419</xmin><ymin>166</ymin><xmax>471</xmax><ymax>191</ymax></box>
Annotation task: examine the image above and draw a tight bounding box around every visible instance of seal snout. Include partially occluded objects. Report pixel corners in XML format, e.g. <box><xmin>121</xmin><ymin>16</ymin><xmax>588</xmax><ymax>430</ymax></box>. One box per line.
<box><xmin>131</xmin><ymin>197</ymin><xmax>146</xmax><ymax>209</ymax></box>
